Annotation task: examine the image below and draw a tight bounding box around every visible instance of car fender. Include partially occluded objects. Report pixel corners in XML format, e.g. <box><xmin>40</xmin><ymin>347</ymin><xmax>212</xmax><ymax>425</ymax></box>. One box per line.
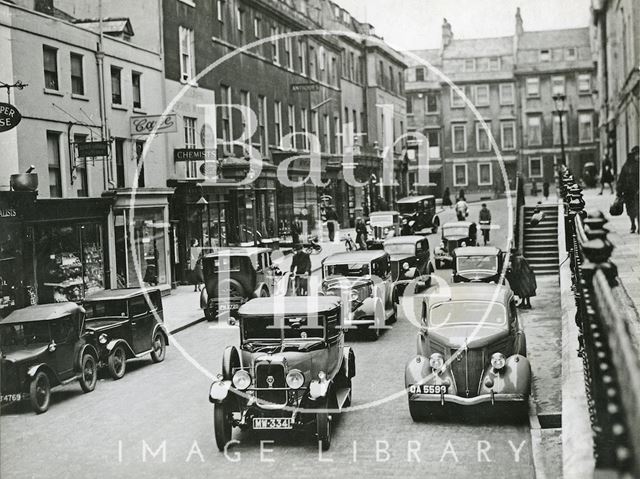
<box><xmin>309</xmin><ymin>376</ymin><xmax>331</xmax><ymax>400</ymax></box>
<box><xmin>478</xmin><ymin>354</ymin><xmax>531</xmax><ymax>396</ymax></box>
<box><xmin>27</xmin><ymin>363</ymin><xmax>60</xmax><ymax>387</ymax></box>
<box><xmin>342</xmin><ymin>347</ymin><xmax>356</xmax><ymax>378</ymax></box>
<box><xmin>222</xmin><ymin>346</ymin><xmax>240</xmax><ymax>380</ymax></box>
<box><xmin>200</xmin><ymin>288</ymin><xmax>208</xmax><ymax>310</ymax></box>
<box><xmin>209</xmin><ymin>378</ymin><xmax>232</xmax><ymax>403</ymax></box>
<box><xmin>75</xmin><ymin>343</ymin><xmax>99</xmax><ymax>370</ymax></box>
<box><xmin>253</xmin><ymin>282</ymin><xmax>269</xmax><ymax>298</ymax></box>
<box><xmin>106</xmin><ymin>339</ymin><xmax>136</xmax><ymax>358</ymax></box>
<box><xmin>152</xmin><ymin>323</ymin><xmax>170</xmax><ymax>346</ymax></box>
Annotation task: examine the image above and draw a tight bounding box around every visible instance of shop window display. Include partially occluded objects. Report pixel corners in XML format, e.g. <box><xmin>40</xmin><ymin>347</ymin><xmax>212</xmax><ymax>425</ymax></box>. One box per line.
<box><xmin>0</xmin><ymin>223</ymin><xmax>26</xmax><ymax>316</ymax></box>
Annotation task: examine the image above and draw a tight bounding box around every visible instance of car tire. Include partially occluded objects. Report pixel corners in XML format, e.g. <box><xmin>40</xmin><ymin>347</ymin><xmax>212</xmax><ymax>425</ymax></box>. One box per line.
<box><xmin>316</xmin><ymin>410</ymin><xmax>332</xmax><ymax>451</ymax></box>
<box><xmin>79</xmin><ymin>354</ymin><xmax>98</xmax><ymax>392</ymax></box>
<box><xmin>29</xmin><ymin>371</ymin><xmax>51</xmax><ymax>414</ymax></box>
<box><xmin>107</xmin><ymin>345</ymin><xmax>127</xmax><ymax>380</ymax></box>
<box><xmin>150</xmin><ymin>331</ymin><xmax>166</xmax><ymax>363</ymax></box>
<box><xmin>214</xmin><ymin>402</ymin><xmax>233</xmax><ymax>452</ymax></box>
<box><xmin>432</xmin><ymin>218</ymin><xmax>439</xmax><ymax>234</ymax></box>
<box><xmin>408</xmin><ymin>400</ymin><xmax>423</xmax><ymax>422</ymax></box>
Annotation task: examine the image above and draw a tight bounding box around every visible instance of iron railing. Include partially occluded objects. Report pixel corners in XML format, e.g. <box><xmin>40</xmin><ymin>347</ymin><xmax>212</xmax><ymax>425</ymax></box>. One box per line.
<box><xmin>559</xmin><ymin>167</ymin><xmax>640</xmax><ymax>477</ymax></box>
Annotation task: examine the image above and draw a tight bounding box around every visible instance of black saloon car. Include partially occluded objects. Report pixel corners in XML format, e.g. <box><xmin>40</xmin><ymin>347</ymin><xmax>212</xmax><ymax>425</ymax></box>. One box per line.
<box><xmin>397</xmin><ymin>195</ymin><xmax>440</xmax><ymax>235</ymax></box>
<box><xmin>452</xmin><ymin>246</ymin><xmax>506</xmax><ymax>283</ymax></box>
<box><xmin>83</xmin><ymin>288</ymin><xmax>168</xmax><ymax>379</ymax></box>
<box><xmin>0</xmin><ymin>303</ymin><xmax>99</xmax><ymax>413</ymax></box>
<box><xmin>383</xmin><ymin>235</ymin><xmax>432</xmax><ymax>301</ymax></box>
<box><xmin>209</xmin><ymin>296</ymin><xmax>355</xmax><ymax>451</ymax></box>
<box><xmin>433</xmin><ymin>221</ymin><xmax>478</xmax><ymax>269</ymax></box>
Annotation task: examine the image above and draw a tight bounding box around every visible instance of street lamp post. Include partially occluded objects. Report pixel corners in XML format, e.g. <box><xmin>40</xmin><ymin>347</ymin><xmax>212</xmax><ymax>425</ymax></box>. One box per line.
<box><xmin>552</xmin><ymin>94</ymin><xmax>567</xmax><ymax>167</ymax></box>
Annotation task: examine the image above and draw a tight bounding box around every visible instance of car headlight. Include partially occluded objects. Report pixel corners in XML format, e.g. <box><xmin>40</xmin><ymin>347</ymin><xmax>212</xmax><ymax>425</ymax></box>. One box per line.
<box><xmin>439</xmin><ymin>242</ymin><xmax>445</xmax><ymax>249</ymax></box>
<box><xmin>491</xmin><ymin>352</ymin><xmax>506</xmax><ymax>371</ymax></box>
<box><xmin>350</xmin><ymin>290</ymin><xmax>359</xmax><ymax>301</ymax></box>
<box><xmin>232</xmin><ymin>370</ymin><xmax>251</xmax><ymax>390</ymax></box>
<box><xmin>403</xmin><ymin>262</ymin><xmax>410</xmax><ymax>270</ymax></box>
<box><xmin>98</xmin><ymin>333</ymin><xmax>108</xmax><ymax>344</ymax></box>
<box><xmin>429</xmin><ymin>353</ymin><xmax>444</xmax><ymax>371</ymax></box>
<box><xmin>286</xmin><ymin>369</ymin><xmax>304</xmax><ymax>389</ymax></box>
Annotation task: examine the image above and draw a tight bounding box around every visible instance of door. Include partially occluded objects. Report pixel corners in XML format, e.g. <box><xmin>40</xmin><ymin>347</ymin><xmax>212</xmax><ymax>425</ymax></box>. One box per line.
<box><xmin>129</xmin><ymin>296</ymin><xmax>152</xmax><ymax>353</ymax></box>
<box><xmin>50</xmin><ymin>316</ymin><xmax>77</xmax><ymax>378</ymax></box>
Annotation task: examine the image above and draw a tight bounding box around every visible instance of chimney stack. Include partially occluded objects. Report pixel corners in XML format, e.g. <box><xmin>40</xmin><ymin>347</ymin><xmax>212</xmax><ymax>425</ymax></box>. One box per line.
<box><xmin>442</xmin><ymin>18</ymin><xmax>453</xmax><ymax>49</ymax></box>
<box><xmin>515</xmin><ymin>7</ymin><xmax>524</xmax><ymax>36</ymax></box>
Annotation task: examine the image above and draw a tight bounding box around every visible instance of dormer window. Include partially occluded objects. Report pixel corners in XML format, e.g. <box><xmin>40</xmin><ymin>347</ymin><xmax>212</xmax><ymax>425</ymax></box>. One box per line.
<box><xmin>539</xmin><ymin>49</ymin><xmax>550</xmax><ymax>62</ymax></box>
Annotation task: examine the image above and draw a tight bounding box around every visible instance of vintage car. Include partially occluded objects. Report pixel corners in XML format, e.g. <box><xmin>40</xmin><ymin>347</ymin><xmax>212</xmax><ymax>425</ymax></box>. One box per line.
<box><xmin>397</xmin><ymin>195</ymin><xmax>440</xmax><ymax>235</ymax></box>
<box><xmin>366</xmin><ymin>211</ymin><xmax>401</xmax><ymax>249</ymax></box>
<box><xmin>321</xmin><ymin>250</ymin><xmax>395</xmax><ymax>338</ymax></box>
<box><xmin>200</xmin><ymin>247</ymin><xmax>289</xmax><ymax>322</ymax></box>
<box><xmin>209</xmin><ymin>296</ymin><xmax>355</xmax><ymax>451</ymax></box>
<box><xmin>405</xmin><ymin>284</ymin><xmax>530</xmax><ymax>420</ymax></box>
<box><xmin>83</xmin><ymin>288</ymin><xmax>169</xmax><ymax>379</ymax></box>
<box><xmin>433</xmin><ymin>221</ymin><xmax>478</xmax><ymax>269</ymax></box>
<box><xmin>452</xmin><ymin>246</ymin><xmax>507</xmax><ymax>284</ymax></box>
<box><xmin>0</xmin><ymin>303</ymin><xmax>99</xmax><ymax>413</ymax></box>
<box><xmin>383</xmin><ymin>235</ymin><xmax>432</xmax><ymax>300</ymax></box>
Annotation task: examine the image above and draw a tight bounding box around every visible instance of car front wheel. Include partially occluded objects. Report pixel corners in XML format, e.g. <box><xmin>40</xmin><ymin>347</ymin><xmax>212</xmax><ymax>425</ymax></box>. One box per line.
<box><xmin>316</xmin><ymin>410</ymin><xmax>332</xmax><ymax>451</ymax></box>
<box><xmin>150</xmin><ymin>331</ymin><xmax>166</xmax><ymax>363</ymax></box>
<box><xmin>29</xmin><ymin>371</ymin><xmax>51</xmax><ymax>414</ymax></box>
<box><xmin>107</xmin><ymin>346</ymin><xmax>127</xmax><ymax>380</ymax></box>
<box><xmin>79</xmin><ymin>354</ymin><xmax>98</xmax><ymax>391</ymax></box>
<box><xmin>214</xmin><ymin>402</ymin><xmax>232</xmax><ymax>452</ymax></box>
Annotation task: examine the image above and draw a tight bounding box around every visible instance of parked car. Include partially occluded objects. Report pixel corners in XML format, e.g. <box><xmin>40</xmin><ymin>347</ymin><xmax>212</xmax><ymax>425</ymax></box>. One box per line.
<box><xmin>383</xmin><ymin>235</ymin><xmax>432</xmax><ymax>301</ymax></box>
<box><xmin>321</xmin><ymin>250</ymin><xmax>395</xmax><ymax>338</ymax></box>
<box><xmin>366</xmin><ymin>211</ymin><xmax>401</xmax><ymax>249</ymax></box>
<box><xmin>405</xmin><ymin>283</ymin><xmax>530</xmax><ymax>420</ymax></box>
<box><xmin>83</xmin><ymin>288</ymin><xmax>169</xmax><ymax>379</ymax></box>
<box><xmin>452</xmin><ymin>246</ymin><xmax>506</xmax><ymax>284</ymax></box>
<box><xmin>397</xmin><ymin>195</ymin><xmax>440</xmax><ymax>235</ymax></box>
<box><xmin>208</xmin><ymin>296</ymin><xmax>355</xmax><ymax>451</ymax></box>
<box><xmin>0</xmin><ymin>303</ymin><xmax>99</xmax><ymax>413</ymax></box>
<box><xmin>200</xmin><ymin>247</ymin><xmax>289</xmax><ymax>322</ymax></box>
<box><xmin>433</xmin><ymin>221</ymin><xmax>478</xmax><ymax>269</ymax></box>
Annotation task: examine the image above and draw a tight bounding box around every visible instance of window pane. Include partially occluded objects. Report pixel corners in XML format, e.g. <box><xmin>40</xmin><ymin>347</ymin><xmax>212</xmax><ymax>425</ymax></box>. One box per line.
<box><xmin>528</xmin><ymin>117</ymin><xmax>541</xmax><ymax>145</ymax></box>
<box><xmin>43</xmin><ymin>46</ymin><xmax>58</xmax><ymax>90</ymax></box>
<box><xmin>111</xmin><ymin>67</ymin><xmax>122</xmax><ymax>104</ymax></box>
<box><xmin>47</xmin><ymin>131</ymin><xmax>61</xmax><ymax>197</ymax></box>
<box><xmin>70</xmin><ymin>53</ymin><xmax>84</xmax><ymax>95</ymax></box>
<box><xmin>453</xmin><ymin>125</ymin><xmax>466</xmax><ymax>152</ymax></box>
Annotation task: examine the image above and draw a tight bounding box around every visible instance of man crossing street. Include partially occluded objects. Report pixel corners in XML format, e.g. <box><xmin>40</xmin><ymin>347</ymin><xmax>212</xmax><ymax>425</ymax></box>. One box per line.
<box><xmin>479</xmin><ymin>203</ymin><xmax>492</xmax><ymax>245</ymax></box>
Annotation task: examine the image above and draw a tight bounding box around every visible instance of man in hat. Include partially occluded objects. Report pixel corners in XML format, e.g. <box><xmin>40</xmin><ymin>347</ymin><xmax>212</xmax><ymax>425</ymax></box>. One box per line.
<box><xmin>617</xmin><ymin>146</ymin><xmax>639</xmax><ymax>233</ymax></box>
<box><xmin>290</xmin><ymin>243</ymin><xmax>312</xmax><ymax>295</ymax></box>
<box><xmin>478</xmin><ymin>203</ymin><xmax>492</xmax><ymax>245</ymax></box>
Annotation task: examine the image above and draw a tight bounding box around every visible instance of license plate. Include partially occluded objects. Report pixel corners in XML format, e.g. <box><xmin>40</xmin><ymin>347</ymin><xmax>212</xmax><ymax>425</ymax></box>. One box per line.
<box><xmin>1</xmin><ymin>393</ymin><xmax>25</xmax><ymax>403</ymax></box>
<box><xmin>410</xmin><ymin>384</ymin><xmax>448</xmax><ymax>394</ymax></box>
<box><xmin>252</xmin><ymin>417</ymin><xmax>292</xmax><ymax>430</ymax></box>
<box><xmin>218</xmin><ymin>303</ymin><xmax>239</xmax><ymax>311</ymax></box>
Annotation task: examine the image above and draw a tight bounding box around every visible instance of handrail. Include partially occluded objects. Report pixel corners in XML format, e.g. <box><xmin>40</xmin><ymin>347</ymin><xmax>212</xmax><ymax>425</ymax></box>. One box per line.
<box><xmin>559</xmin><ymin>166</ymin><xmax>640</xmax><ymax>476</ymax></box>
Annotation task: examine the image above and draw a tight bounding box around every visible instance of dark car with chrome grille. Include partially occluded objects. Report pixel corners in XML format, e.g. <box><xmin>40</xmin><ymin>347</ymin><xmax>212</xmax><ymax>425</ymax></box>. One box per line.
<box><xmin>433</xmin><ymin>221</ymin><xmax>478</xmax><ymax>269</ymax></box>
<box><xmin>452</xmin><ymin>246</ymin><xmax>507</xmax><ymax>284</ymax></box>
<box><xmin>0</xmin><ymin>303</ymin><xmax>99</xmax><ymax>413</ymax></box>
<box><xmin>383</xmin><ymin>235</ymin><xmax>432</xmax><ymax>303</ymax></box>
<box><xmin>405</xmin><ymin>283</ymin><xmax>531</xmax><ymax>420</ymax></box>
<box><xmin>208</xmin><ymin>296</ymin><xmax>355</xmax><ymax>451</ymax></box>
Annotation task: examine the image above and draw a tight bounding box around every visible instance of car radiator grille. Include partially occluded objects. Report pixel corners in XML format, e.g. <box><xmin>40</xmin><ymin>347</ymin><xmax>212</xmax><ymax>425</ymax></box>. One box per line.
<box><xmin>449</xmin><ymin>348</ymin><xmax>485</xmax><ymax>397</ymax></box>
<box><xmin>0</xmin><ymin>361</ymin><xmax>19</xmax><ymax>394</ymax></box>
<box><xmin>255</xmin><ymin>363</ymin><xmax>287</xmax><ymax>406</ymax></box>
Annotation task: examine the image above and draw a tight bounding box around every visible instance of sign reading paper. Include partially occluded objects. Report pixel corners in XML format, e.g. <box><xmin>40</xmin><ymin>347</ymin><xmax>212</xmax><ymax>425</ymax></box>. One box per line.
<box><xmin>130</xmin><ymin>114</ymin><xmax>177</xmax><ymax>136</ymax></box>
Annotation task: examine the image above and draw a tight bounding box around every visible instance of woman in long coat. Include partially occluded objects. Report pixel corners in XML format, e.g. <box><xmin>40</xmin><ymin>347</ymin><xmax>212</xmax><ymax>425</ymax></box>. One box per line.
<box><xmin>506</xmin><ymin>250</ymin><xmax>537</xmax><ymax>309</ymax></box>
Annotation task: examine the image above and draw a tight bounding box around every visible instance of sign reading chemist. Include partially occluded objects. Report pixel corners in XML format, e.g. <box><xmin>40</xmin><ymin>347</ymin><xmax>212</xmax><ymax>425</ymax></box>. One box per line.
<box><xmin>0</xmin><ymin>103</ymin><xmax>22</xmax><ymax>132</ymax></box>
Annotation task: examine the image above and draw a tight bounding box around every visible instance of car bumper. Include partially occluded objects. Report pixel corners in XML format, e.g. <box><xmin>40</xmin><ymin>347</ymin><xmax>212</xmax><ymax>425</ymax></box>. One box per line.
<box><xmin>409</xmin><ymin>392</ymin><xmax>527</xmax><ymax>406</ymax></box>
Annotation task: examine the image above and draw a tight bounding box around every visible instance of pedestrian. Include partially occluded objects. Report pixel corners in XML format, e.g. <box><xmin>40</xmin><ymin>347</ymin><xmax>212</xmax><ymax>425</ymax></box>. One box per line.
<box><xmin>543</xmin><ymin>181</ymin><xmax>550</xmax><ymax>201</ymax></box>
<box><xmin>505</xmin><ymin>249</ymin><xmax>537</xmax><ymax>309</ymax></box>
<box><xmin>599</xmin><ymin>157</ymin><xmax>615</xmax><ymax>195</ymax></box>
<box><xmin>189</xmin><ymin>239</ymin><xmax>203</xmax><ymax>292</ymax></box>
<box><xmin>442</xmin><ymin>187</ymin><xmax>453</xmax><ymax>207</ymax></box>
<box><xmin>457</xmin><ymin>189</ymin><xmax>466</xmax><ymax>202</ymax></box>
<box><xmin>355</xmin><ymin>217</ymin><xmax>368</xmax><ymax>250</ymax></box>
<box><xmin>530</xmin><ymin>202</ymin><xmax>546</xmax><ymax>227</ymax></box>
<box><xmin>290</xmin><ymin>243</ymin><xmax>312</xmax><ymax>296</ymax></box>
<box><xmin>455</xmin><ymin>197</ymin><xmax>469</xmax><ymax>221</ymax></box>
<box><xmin>616</xmin><ymin>146</ymin><xmax>640</xmax><ymax>233</ymax></box>
<box><xmin>479</xmin><ymin>203</ymin><xmax>492</xmax><ymax>245</ymax></box>
<box><xmin>265</xmin><ymin>216</ymin><xmax>275</xmax><ymax>238</ymax></box>
<box><xmin>325</xmin><ymin>207</ymin><xmax>339</xmax><ymax>242</ymax></box>
<box><xmin>290</xmin><ymin>218</ymin><xmax>300</xmax><ymax>245</ymax></box>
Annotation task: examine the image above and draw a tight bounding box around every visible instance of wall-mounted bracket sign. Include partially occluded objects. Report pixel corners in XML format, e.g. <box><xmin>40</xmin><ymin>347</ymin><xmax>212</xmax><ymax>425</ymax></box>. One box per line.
<box><xmin>130</xmin><ymin>114</ymin><xmax>177</xmax><ymax>136</ymax></box>
<box><xmin>76</xmin><ymin>141</ymin><xmax>109</xmax><ymax>158</ymax></box>
<box><xmin>0</xmin><ymin>103</ymin><xmax>22</xmax><ymax>132</ymax></box>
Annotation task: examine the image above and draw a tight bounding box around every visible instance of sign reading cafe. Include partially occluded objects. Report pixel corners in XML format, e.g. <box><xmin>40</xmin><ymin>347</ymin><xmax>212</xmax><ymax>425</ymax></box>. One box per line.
<box><xmin>130</xmin><ymin>114</ymin><xmax>177</xmax><ymax>136</ymax></box>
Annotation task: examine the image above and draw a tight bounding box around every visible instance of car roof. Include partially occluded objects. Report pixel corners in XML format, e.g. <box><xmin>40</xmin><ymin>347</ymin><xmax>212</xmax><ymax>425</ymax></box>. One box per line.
<box><xmin>384</xmin><ymin>235</ymin><xmax>425</xmax><ymax>246</ymax></box>
<box><xmin>443</xmin><ymin>221</ymin><xmax>472</xmax><ymax>228</ymax></box>
<box><xmin>323</xmin><ymin>250</ymin><xmax>388</xmax><ymax>264</ymax></box>
<box><xmin>84</xmin><ymin>287</ymin><xmax>161</xmax><ymax>301</ymax></box>
<box><xmin>454</xmin><ymin>246</ymin><xmax>502</xmax><ymax>256</ymax></box>
<box><xmin>397</xmin><ymin>195</ymin><xmax>435</xmax><ymax>203</ymax></box>
<box><xmin>369</xmin><ymin>210</ymin><xmax>400</xmax><ymax>215</ymax></box>
<box><xmin>426</xmin><ymin>284</ymin><xmax>513</xmax><ymax>307</ymax></box>
<box><xmin>238</xmin><ymin>296</ymin><xmax>341</xmax><ymax>317</ymax></box>
<box><xmin>203</xmin><ymin>247</ymin><xmax>271</xmax><ymax>259</ymax></box>
<box><xmin>0</xmin><ymin>303</ymin><xmax>84</xmax><ymax>324</ymax></box>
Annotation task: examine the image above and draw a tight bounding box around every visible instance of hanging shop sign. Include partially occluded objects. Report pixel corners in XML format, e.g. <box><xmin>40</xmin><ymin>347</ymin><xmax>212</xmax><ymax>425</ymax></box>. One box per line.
<box><xmin>0</xmin><ymin>102</ymin><xmax>22</xmax><ymax>132</ymax></box>
<box><xmin>130</xmin><ymin>114</ymin><xmax>177</xmax><ymax>136</ymax></box>
<box><xmin>76</xmin><ymin>141</ymin><xmax>109</xmax><ymax>158</ymax></box>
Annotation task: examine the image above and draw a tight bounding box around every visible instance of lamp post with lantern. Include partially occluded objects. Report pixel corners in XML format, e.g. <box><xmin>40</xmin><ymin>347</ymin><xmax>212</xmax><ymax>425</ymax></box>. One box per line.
<box><xmin>552</xmin><ymin>93</ymin><xmax>567</xmax><ymax>167</ymax></box>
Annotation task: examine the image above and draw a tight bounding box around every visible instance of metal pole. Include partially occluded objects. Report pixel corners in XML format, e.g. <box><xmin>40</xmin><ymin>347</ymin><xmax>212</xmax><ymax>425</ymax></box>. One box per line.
<box><xmin>559</xmin><ymin>109</ymin><xmax>566</xmax><ymax>167</ymax></box>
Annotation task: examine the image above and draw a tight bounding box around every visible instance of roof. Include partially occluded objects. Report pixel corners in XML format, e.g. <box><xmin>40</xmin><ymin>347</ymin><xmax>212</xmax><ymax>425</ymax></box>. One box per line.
<box><xmin>454</xmin><ymin>246</ymin><xmax>502</xmax><ymax>257</ymax></box>
<box><xmin>84</xmin><ymin>288</ymin><xmax>160</xmax><ymax>301</ymax></box>
<box><xmin>518</xmin><ymin>28</ymin><xmax>590</xmax><ymax>50</ymax></box>
<box><xmin>443</xmin><ymin>221</ymin><xmax>472</xmax><ymax>228</ymax></box>
<box><xmin>406</xmin><ymin>49</ymin><xmax>442</xmax><ymax>67</ymax></box>
<box><xmin>238</xmin><ymin>296</ymin><xmax>341</xmax><ymax>317</ymax></box>
<box><xmin>397</xmin><ymin>195</ymin><xmax>435</xmax><ymax>204</ymax></box>
<box><xmin>74</xmin><ymin>17</ymin><xmax>134</xmax><ymax>37</ymax></box>
<box><xmin>443</xmin><ymin>36</ymin><xmax>513</xmax><ymax>58</ymax></box>
<box><xmin>426</xmin><ymin>283</ymin><xmax>513</xmax><ymax>306</ymax></box>
<box><xmin>323</xmin><ymin>250</ymin><xmax>388</xmax><ymax>264</ymax></box>
<box><xmin>0</xmin><ymin>303</ymin><xmax>84</xmax><ymax>324</ymax></box>
<box><xmin>203</xmin><ymin>247</ymin><xmax>271</xmax><ymax>258</ymax></box>
<box><xmin>384</xmin><ymin>235</ymin><xmax>426</xmax><ymax>246</ymax></box>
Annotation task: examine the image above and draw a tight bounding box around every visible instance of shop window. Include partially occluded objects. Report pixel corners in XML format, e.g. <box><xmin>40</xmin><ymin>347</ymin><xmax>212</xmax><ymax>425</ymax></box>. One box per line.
<box><xmin>111</xmin><ymin>66</ymin><xmax>122</xmax><ymax>105</ymax></box>
<box><xmin>47</xmin><ymin>131</ymin><xmax>62</xmax><ymax>198</ymax></box>
<box><xmin>70</xmin><ymin>53</ymin><xmax>84</xmax><ymax>96</ymax></box>
<box><xmin>0</xmin><ymin>216</ymin><xmax>27</xmax><ymax>315</ymax></box>
<box><xmin>115</xmin><ymin>138</ymin><xmax>125</xmax><ymax>187</ymax></box>
<box><xmin>43</xmin><ymin>45</ymin><xmax>59</xmax><ymax>91</ymax></box>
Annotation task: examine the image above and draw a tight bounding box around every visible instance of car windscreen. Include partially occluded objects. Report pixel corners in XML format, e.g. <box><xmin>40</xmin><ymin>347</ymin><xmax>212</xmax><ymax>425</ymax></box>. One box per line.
<box><xmin>428</xmin><ymin>301</ymin><xmax>506</xmax><ymax>328</ymax></box>
<box><xmin>325</xmin><ymin>263</ymin><xmax>370</xmax><ymax>277</ymax></box>
<box><xmin>384</xmin><ymin>244</ymin><xmax>415</xmax><ymax>256</ymax></box>
<box><xmin>443</xmin><ymin>226</ymin><xmax>469</xmax><ymax>237</ymax></box>
<box><xmin>0</xmin><ymin>321</ymin><xmax>51</xmax><ymax>347</ymax></box>
<box><xmin>456</xmin><ymin>255</ymin><xmax>498</xmax><ymax>272</ymax></box>
<box><xmin>242</xmin><ymin>315</ymin><xmax>325</xmax><ymax>340</ymax></box>
<box><xmin>84</xmin><ymin>300</ymin><xmax>128</xmax><ymax>320</ymax></box>
<box><xmin>203</xmin><ymin>256</ymin><xmax>244</xmax><ymax>276</ymax></box>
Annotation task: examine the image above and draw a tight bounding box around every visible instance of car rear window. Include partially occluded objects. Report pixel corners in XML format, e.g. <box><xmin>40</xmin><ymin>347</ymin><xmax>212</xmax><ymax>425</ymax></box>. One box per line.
<box><xmin>84</xmin><ymin>300</ymin><xmax>128</xmax><ymax>320</ymax></box>
<box><xmin>204</xmin><ymin>256</ymin><xmax>243</xmax><ymax>275</ymax></box>
<box><xmin>443</xmin><ymin>226</ymin><xmax>469</xmax><ymax>236</ymax></box>
<box><xmin>428</xmin><ymin>301</ymin><xmax>506</xmax><ymax>328</ymax></box>
<box><xmin>456</xmin><ymin>255</ymin><xmax>498</xmax><ymax>272</ymax></box>
<box><xmin>384</xmin><ymin>244</ymin><xmax>415</xmax><ymax>255</ymax></box>
<box><xmin>0</xmin><ymin>321</ymin><xmax>51</xmax><ymax>346</ymax></box>
<box><xmin>242</xmin><ymin>315</ymin><xmax>325</xmax><ymax>340</ymax></box>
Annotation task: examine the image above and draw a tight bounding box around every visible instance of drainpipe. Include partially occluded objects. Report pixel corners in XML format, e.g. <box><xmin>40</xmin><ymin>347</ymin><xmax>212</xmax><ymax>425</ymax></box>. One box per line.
<box><xmin>96</xmin><ymin>0</ymin><xmax>114</xmax><ymax>189</ymax></box>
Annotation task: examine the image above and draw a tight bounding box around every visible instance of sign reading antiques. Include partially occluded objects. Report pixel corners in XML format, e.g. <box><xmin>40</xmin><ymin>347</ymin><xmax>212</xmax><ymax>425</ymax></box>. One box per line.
<box><xmin>0</xmin><ymin>102</ymin><xmax>22</xmax><ymax>132</ymax></box>
<box><xmin>174</xmin><ymin>148</ymin><xmax>217</xmax><ymax>162</ymax></box>
<box><xmin>291</xmin><ymin>83</ymin><xmax>320</xmax><ymax>93</ymax></box>
<box><xmin>130</xmin><ymin>114</ymin><xmax>178</xmax><ymax>136</ymax></box>
<box><xmin>76</xmin><ymin>141</ymin><xmax>109</xmax><ymax>158</ymax></box>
